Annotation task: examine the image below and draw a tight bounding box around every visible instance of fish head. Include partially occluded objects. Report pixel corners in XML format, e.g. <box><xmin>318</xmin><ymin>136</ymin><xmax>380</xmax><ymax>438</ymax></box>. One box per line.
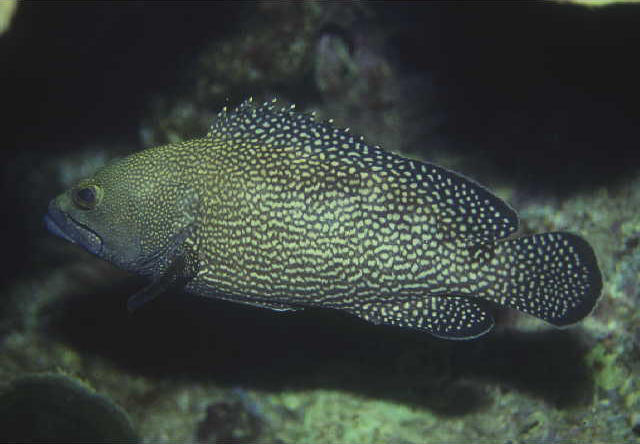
<box><xmin>44</xmin><ymin>152</ymin><xmax>197</xmax><ymax>274</ymax></box>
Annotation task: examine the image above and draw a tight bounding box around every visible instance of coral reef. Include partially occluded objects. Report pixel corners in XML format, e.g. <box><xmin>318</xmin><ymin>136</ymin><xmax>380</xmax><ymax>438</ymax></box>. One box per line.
<box><xmin>140</xmin><ymin>1</ymin><xmax>371</xmax><ymax>148</ymax></box>
<box><xmin>0</xmin><ymin>373</ymin><xmax>137</xmax><ymax>442</ymax></box>
<box><xmin>196</xmin><ymin>393</ymin><xmax>264</xmax><ymax>444</ymax></box>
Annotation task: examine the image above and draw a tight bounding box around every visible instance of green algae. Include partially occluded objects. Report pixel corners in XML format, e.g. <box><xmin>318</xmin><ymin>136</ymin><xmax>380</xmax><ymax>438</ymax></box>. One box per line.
<box><xmin>586</xmin><ymin>342</ymin><xmax>629</xmax><ymax>392</ymax></box>
<box><xmin>0</xmin><ymin>0</ymin><xmax>16</xmax><ymax>36</ymax></box>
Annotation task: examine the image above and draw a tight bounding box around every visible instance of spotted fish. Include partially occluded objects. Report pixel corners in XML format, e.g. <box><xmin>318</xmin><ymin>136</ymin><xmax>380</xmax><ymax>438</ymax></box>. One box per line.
<box><xmin>44</xmin><ymin>99</ymin><xmax>602</xmax><ymax>339</ymax></box>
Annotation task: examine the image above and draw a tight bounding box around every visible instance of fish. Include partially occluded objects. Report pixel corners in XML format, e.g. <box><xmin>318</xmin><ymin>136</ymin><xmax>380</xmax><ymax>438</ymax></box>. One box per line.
<box><xmin>44</xmin><ymin>98</ymin><xmax>602</xmax><ymax>339</ymax></box>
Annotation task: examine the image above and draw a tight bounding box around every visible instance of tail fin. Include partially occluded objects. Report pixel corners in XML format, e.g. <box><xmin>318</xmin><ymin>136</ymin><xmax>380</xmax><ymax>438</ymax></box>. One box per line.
<box><xmin>482</xmin><ymin>232</ymin><xmax>602</xmax><ymax>326</ymax></box>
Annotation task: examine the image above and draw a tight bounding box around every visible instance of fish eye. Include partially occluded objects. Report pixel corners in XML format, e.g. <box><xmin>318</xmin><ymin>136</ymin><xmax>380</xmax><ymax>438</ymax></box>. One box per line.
<box><xmin>72</xmin><ymin>185</ymin><xmax>100</xmax><ymax>210</ymax></box>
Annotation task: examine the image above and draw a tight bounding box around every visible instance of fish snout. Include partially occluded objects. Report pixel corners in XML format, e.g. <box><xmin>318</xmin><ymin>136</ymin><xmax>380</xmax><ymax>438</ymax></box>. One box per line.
<box><xmin>44</xmin><ymin>199</ymin><xmax>103</xmax><ymax>256</ymax></box>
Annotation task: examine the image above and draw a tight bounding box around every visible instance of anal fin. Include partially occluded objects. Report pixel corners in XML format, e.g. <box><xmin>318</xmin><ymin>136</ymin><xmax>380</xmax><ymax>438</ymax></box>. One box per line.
<box><xmin>355</xmin><ymin>295</ymin><xmax>495</xmax><ymax>340</ymax></box>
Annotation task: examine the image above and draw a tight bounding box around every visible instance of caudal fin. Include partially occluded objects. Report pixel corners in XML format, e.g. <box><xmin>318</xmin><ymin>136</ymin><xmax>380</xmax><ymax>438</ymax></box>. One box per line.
<box><xmin>483</xmin><ymin>232</ymin><xmax>602</xmax><ymax>326</ymax></box>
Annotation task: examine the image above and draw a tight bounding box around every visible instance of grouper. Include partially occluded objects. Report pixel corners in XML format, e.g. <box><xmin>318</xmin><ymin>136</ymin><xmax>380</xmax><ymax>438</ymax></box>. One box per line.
<box><xmin>44</xmin><ymin>99</ymin><xmax>602</xmax><ymax>339</ymax></box>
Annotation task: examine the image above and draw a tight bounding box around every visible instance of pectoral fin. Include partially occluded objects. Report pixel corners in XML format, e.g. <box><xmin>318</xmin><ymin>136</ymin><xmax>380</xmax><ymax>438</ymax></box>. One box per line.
<box><xmin>128</xmin><ymin>191</ymin><xmax>201</xmax><ymax>312</ymax></box>
<box><xmin>127</xmin><ymin>253</ymin><xmax>194</xmax><ymax>312</ymax></box>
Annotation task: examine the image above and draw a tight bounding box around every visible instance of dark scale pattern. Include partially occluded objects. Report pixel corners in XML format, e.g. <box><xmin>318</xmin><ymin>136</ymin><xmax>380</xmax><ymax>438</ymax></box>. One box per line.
<box><xmin>53</xmin><ymin>98</ymin><xmax>600</xmax><ymax>339</ymax></box>
<box><xmin>193</xmin><ymin>100</ymin><xmax>365</xmax><ymax>306</ymax></box>
<box><xmin>172</xmin><ymin>99</ymin><xmax>600</xmax><ymax>338</ymax></box>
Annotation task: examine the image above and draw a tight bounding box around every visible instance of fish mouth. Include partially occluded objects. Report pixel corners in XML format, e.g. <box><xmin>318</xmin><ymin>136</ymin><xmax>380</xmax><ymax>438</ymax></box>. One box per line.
<box><xmin>44</xmin><ymin>200</ymin><xmax>103</xmax><ymax>256</ymax></box>
<box><xmin>44</xmin><ymin>212</ymin><xmax>76</xmax><ymax>245</ymax></box>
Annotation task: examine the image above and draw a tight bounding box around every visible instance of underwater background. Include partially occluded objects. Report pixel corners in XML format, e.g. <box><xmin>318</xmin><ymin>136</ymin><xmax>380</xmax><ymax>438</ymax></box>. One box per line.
<box><xmin>0</xmin><ymin>1</ymin><xmax>639</xmax><ymax>442</ymax></box>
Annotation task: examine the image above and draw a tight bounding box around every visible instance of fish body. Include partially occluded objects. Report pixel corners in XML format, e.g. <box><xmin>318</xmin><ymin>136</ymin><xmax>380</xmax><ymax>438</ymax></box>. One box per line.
<box><xmin>45</xmin><ymin>99</ymin><xmax>602</xmax><ymax>339</ymax></box>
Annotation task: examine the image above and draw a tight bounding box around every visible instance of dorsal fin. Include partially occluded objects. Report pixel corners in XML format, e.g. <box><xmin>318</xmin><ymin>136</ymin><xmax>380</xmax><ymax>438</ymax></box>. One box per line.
<box><xmin>207</xmin><ymin>98</ymin><xmax>345</xmax><ymax>154</ymax></box>
<box><xmin>207</xmin><ymin>99</ymin><xmax>518</xmax><ymax>243</ymax></box>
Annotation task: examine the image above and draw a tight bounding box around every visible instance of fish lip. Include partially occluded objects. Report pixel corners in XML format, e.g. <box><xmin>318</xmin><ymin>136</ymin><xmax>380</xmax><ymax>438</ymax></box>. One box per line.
<box><xmin>44</xmin><ymin>201</ymin><xmax>103</xmax><ymax>256</ymax></box>
<box><xmin>44</xmin><ymin>212</ymin><xmax>77</xmax><ymax>245</ymax></box>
